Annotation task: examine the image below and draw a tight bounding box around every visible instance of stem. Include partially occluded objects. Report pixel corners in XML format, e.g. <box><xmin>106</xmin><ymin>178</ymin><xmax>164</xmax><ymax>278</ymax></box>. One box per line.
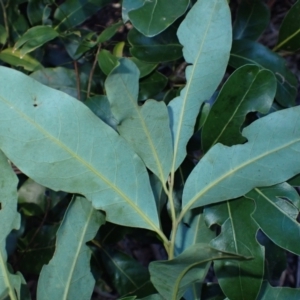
<box><xmin>87</xmin><ymin>44</ymin><xmax>101</xmax><ymax>99</ymax></box>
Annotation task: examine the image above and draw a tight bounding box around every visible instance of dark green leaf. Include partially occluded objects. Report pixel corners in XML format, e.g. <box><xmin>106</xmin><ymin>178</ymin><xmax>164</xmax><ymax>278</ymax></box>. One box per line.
<box><xmin>53</xmin><ymin>0</ymin><xmax>111</xmax><ymax>31</ymax></box>
<box><xmin>245</xmin><ymin>183</ymin><xmax>300</xmax><ymax>255</ymax></box>
<box><xmin>205</xmin><ymin>198</ymin><xmax>264</xmax><ymax>300</ymax></box>
<box><xmin>7</xmin><ymin>5</ymin><xmax>29</xmax><ymax>42</ymax></box>
<box><xmin>13</xmin><ymin>26</ymin><xmax>59</xmax><ymax>57</ymax></box>
<box><xmin>97</xmin><ymin>21</ymin><xmax>123</xmax><ymax>43</ymax></box>
<box><xmin>230</xmin><ymin>39</ymin><xmax>298</xmax><ymax>107</ymax></box>
<box><xmin>274</xmin><ymin>0</ymin><xmax>300</xmax><ymax>52</ymax></box>
<box><xmin>128</xmin><ymin>25</ymin><xmax>182</xmax><ymax>63</ymax></box>
<box><xmin>27</xmin><ymin>0</ymin><xmax>52</xmax><ymax>26</ymax></box>
<box><xmin>139</xmin><ymin>71</ymin><xmax>168</xmax><ymax>101</ymax></box>
<box><xmin>98</xmin><ymin>49</ymin><xmax>118</xmax><ymax>76</ymax></box>
<box><xmin>128</xmin><ymin>0</ymin><xmax>189</xmax><ymax>37</ymax></box>
<box><xmin>0</xmin><ymin>24</ymin><xmax>7</xmax><ymax>45</ymax></box>
<box><xmin>149</xmin><ymin>244</ymin><xmax>246</xmax><ymax>300</ymax></box>
<box><xmin>202</xmin><ymin>65</ymin><xmax>276</xmax><ymax>152</ymax></box>
<box><xmin>130</xmin><ymin>58</ymin><xmax>157</xmax><ymax>78</ymax></box>
<box><xmin>233</xmin><ymin>0</ymin><xmax>269</xmax><ymax>40</ymax></box>
<box><xmin>122</xmin><ymin>0</ymin><xmax>144</xmax><ymax>23</ymax></box>
<box><xmin>258</xmin><ymin>282</ymin><xmax>300</xmax><ymax>299</ymax></box>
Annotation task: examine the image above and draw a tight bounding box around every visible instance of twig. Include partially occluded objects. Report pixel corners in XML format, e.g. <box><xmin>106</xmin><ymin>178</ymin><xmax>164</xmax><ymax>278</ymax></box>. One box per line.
<box><xmin>87</xmin><ymin>44</ymin><xmax>101</xmax><ymax>99</ymax></box>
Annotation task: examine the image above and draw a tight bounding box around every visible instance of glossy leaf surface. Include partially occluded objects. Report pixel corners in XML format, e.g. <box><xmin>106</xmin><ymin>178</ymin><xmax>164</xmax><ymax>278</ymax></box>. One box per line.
<box><xmin>230</xmin><ymin>39</ymin><xmax>298</xmax><ymax>107</ymax></box>
<box><xmin>202</xmin><ymin>65</ymin><xmax>276</xmax><ymax>152</ymax></box>
<box><xmin>122</xmin><ymin>0</ymin><xmax>144</xmax><ymax>23</ymax></box>
<box><xmin>168</xmin><ymin>0</ymin><xmax>232</xmax><ymax>171</ymax></box>
<box><xmin>245</xmin><ymin>183</ymin><xmax>300</xmax><ymax>255</ymax></box>
<box><xmin>37</xmin><ymin>197</ymin><xmax>105</xmax><ymax>300</ymax></box>
<box><xmin>205</xmin><ymin>198</ymin><xmax>264</xmax><ymax>300</ymax></box>
<box><xmin>149</xmin><ymin>244</ymin><xmax>245</xmax><ymax>300</ymax></box>
<box><xmin>0</xmin><ymin>151</ymin><xmax>22</xmax><ymax>300</ymax></box>
<box><xmin>233</xmin><ymin>0</ymin><xmax>269</xmax><ymax>40</ymax></box>
<box><xmin>275</xmin><ymin>0</ymin><xmax>300</xmax><ymax>52</ymax></box>
<box><xmin>128</xmin><ymin>0</ymin><xmax>189</xmax><ymax>37</ymax></box>
<box><xmin>0</xmin><ymin>67</ymin><xmax>162</xmax><ymax>234</ymax></box>
<box><xmin>182</xmin><ymin>106</ymin><xmax>300</xmax><ymax>214</ymax></box>
<box><xmin>106</xmin><ymin>59</ymin><xmax>172</xmax><ymax>183</ymax></box>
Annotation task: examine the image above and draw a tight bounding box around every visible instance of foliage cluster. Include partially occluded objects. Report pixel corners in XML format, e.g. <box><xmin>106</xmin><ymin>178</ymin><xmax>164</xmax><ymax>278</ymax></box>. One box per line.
<box><xmin>0</xmin><ymin>0</ymin><xmax>300</xmax><ymax>299</ymax></box>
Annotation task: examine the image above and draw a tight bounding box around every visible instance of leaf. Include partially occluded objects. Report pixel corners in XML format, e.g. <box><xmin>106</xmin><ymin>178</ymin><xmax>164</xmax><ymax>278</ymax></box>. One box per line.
<box><xmin>139</xmin><ymin>71</ymin><xmax>168</xmax><ymax>101</ymax></box>
<box><xmin>230</xmin><ymin>39</ymin><xmax>298</xmax><ymax>107</ymax></box>
<box><xmin>245</xmin><ymin>183</ymin><xmax>300</xmax><ymax>255</ymax></box>
<box><xmin>0</xmin><ymin>150</ymin><xmax>23</xmax><ymax>300</ymax></box>
<box><xmin>130</xmin><ymin>58</ymin><xmax>157</xmax><ymax>78</ymax></box>
<box><xmin>167</xmin><ymin>0</ymin><xmax>232</xmax><ymax>171</ymax></box>
<box><xmin>98</xmin><ymin>49</ymin><xmax>119</xmax><ymax>76</ymax></box>
<box><xmin>138</xmin><ymin>295</ymin><xmax>164</xmax><ymax>300</ymax></box>
<box><xmin>233</xmin><ymin>0</ymin><xmax>270</xmax><ymax>40</ymax></box>
<box><xmin>0</xmin><ymin>67</ymin><xmax>163</xmax><ymax>236</ymax></box>
<box><xmin>205</xmin><ymin>198</ymin><xmax>264</xmax><ymax>300</ymax></box>
<box><xmin>37</xmin><ymin>197</ymin><xmax>105</xmax><ymax>300</ymax></box>
<box><xmin>128</xmin><ymin>0</ymin><xmax>189</xmax><ymax>37</ymax></box>
<box><xmin>0</xmin><ymin>48</ymin><xmax>43</xmax><ymax>71</ymax></box>
<box><xmin>97</xmin><ymin>21</ymin><xmax>123</xmax><ymax>43</ymax></box>
<box><xmin>182</xmin><ymin>105</ymin><xmax>300</xmax><ymax>214</ymax></box>
<box><xmin>7</xmin><ymin>5</ymin><xmax>29</xmax><ymax>42</ymax></box>
<box><xmin>30</xmin><ymin>67</ymin><xmax>89</xmax><ymax>100</ymax></box>
<box><xmin>13</xmin><ymin>26</ymin><xmax>59</xmax><ymax>57</ymax></box>
<box><xmin>257</xmin><ymin>282</ymin><xmax>300</xmax><ymax>299</ymax></box>
<box><xmin>128</xmin><ymin>25</ymin><xmax>182</xmax><ymax>63</ymax></box>
<box><xmin>27</xmin><ymin>0</ymin><xmax>52</xmax><ymax>26</ymax></box>
<box><xmin>53</xmin><ymin>0</ymin><xmax>111</xmax><ymax>31</ymax></box>
<box><xmin>122</xmin><ymin>0</ymin><xmax>144</xmax><ymax>23</ymax></box>
<box><xmin>105</xmin><ymin>58</ymin><xmax>172</xmax><ymax>184</ymax></box>
<box><xmin>100</xmin><ymin>247</ymin><xmax>155</xmax><ymax>298</ymax></box>
<box><xmin>274</xmin><ymin>0</ymin><xmax>300</xmax><ymax>52</ymax></box>
<box><xmin>201</xmin><ymin>65</ymin><xmax>276</xmax><ymax>152</ymax></box>
<box><xmin>149</xmin><ymin>244</ymin><xmax>246</xmax><ymax>300</ymax></box>
<box><xmin>0</xmin><ymin>24</ymin><xmax>7</xmax><ymax>45</ymax></box>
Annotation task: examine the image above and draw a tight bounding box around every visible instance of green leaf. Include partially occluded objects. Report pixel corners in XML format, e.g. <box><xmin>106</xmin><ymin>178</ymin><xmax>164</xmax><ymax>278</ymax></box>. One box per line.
<box><xmin>168</xmin><ymin>0</ymin><xmax>232</xmax><ymax>171</ymax></box>
<box><xmin>149</xmin><ymin>244</ymin><xmax>246</xmax><ymax>300</ymax></box>
<box><xmin>98</xmin><ymin>49</ymin><xmax>118</xmax><ymax>76</ymax></box>
<box><xmin>30</xmin><ymin>67</ymin><xmax>89</xmax><ymax>100</ymax></box>
<box><xmin>27</xmin><ymin>0</ymin><xmax>52</xmax><ymax>26</ymax></box>
<box><xmin>128</xmin><ymin>25</ymin><xmax>182</xmax><ymax>63</ymax></box>
<box><xmin>0</xmin><ymin>24</ymin><xmax>7</xmax><ymax>45</ymax></box>
<box><xmin>230</xmin><ymin>39</ymin><xmax>298</xmax><ymax>107</ymax></box>
<box><xmin>0</xmin><ymin>151</ymin><xmax>22</xmax><ymax>300</ymax></box>
<box><xmin>122</xmin><ymin>0</ymin><xmax>144</xmax><ymax>23</ymax></box>
<box><xmin>97</xmin><ymin>21</ymin><xmax>123</xmax><ymax>43</ymax></box>
<box><xmin>128</xmin><ymin>0</ymin><xmax>189</xmax><ymax>37</ymax></box>
<box><xmin>105</xmin><ymin>58</ymin><xmax>172</xmax><ymax>184</ymax></box>
<box><xmin>130</xmin><ymin>58</ymin><xmax>157</xmax><ymax>78</ymax></box>
<box><xmin>37</xmin><ymin>197</ymin><xmax>105</xmax><ymax>300</ymax></box>
<box><xmin>0</xmin><ymin>67</ymin><xmax>163</xmax><ymax>236</ymax></box>
<box><xmin>274</xmin><ymin>0</ymin><xmax>300</xmax><ymax>52</ymax></box>
<box><xmin>205</xmin><ymin>198</ymin><xmax>264</xmax><ymax>300</ymax></box>
<box><xmin>258</xmin><ymin>282</ymin><xmax>300</xmax><ymax>299</ymax></box>
<box><xmin>233</xmin><ymin>0</ymin><xmax>270</xmax><ymax>40</ymax></box>
<box><xmin>201</xmin><ymin>65</ymin><xmax>276</xmax><ymax>152</ymax></box>
<box><xmin>0</xmin><ymin>48</ymin><xmax>43</xmax><ymax>71</ymax></box>
<box><xmin>138</xmin><ymin>295</ymin><xmax>164</xmax><ymax>300</ymax></box>
<box><xmin>139</xmin><ymin>71</ymin><xmax>168</xmax><ymax>101</ymax></box>
<box><xmin>182</xmin><ymin>106</ymin><xmax>300</xmax><ymax>214</ymax></box>
<box><xmin>53</xmin><ymin>0</ymin><xmax>111</xmax><ymax>31</ymax></box>
<box><xmin>245</xmin><ymin>183</ymin><xmax>300</xmax><ymax>255</ymax></box>
<box><xmin>13</xmin><ymin>26</ymin><xmax>58</xmax><ymax>57</ymax></box>
<box><xmin>7</xmin><ymin>5</ymin><xmax>29</xmax><ymax>42</ymax></box>
<box><xmin>100</xmin><ymin>247</ymin><xmax>155</xmax><ymax>298</ymax></box>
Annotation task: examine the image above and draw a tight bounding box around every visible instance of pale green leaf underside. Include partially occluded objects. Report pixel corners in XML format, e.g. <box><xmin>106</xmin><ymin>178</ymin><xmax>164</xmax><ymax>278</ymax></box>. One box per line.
<box><xmin>0</xmin><ymin>67</ymin><xmax>160</xmax><ymax>232</ymax></box>
<box><xmin>0</xmin><ymin>151</ymin><xmax>22</xmax><ymax>300</ymax></box>
<box><xmin>37</xmin><ymin>197</ymin><xmax>105</xmax><ymax>300</ymax></box>
<box><xmin>183</xmin><ymin>106</ymin><xmax>300</xmax><ymax>213</ymax></box>
<box><xmin>106</xmin><ymin>58</ymin><xmax>172</xmax><ymax>183</ymax></box>
<box><xmin>168</xmin><ymin>0</ymin><xmax>232</xmax><ymax>171</ymax></box>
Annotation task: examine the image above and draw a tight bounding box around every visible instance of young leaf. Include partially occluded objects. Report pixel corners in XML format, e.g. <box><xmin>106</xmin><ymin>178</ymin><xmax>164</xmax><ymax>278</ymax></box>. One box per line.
<box><xmin>105</xmin><ymin>58</ymin><xmax>172</xmax><ymax>184</ymax></box>
<box><xmin>168</xmin><ymin>0</ymin><xmax>232</xmax><ymax>172</ymax></box>
<box><xmin>233</xmin><ymin>0</ymin><xmax>270</xmax><ymax>40</ymax></box>
<box><xmin>274</xmin><ymin>0</ymin><xmax>300</xmax><ymax>52</ymax></box>
<box><xmin>0</xmin><ymin>67</ymin><xmax>163</xmax><ymax>236</ymax></box>
<box><xmin>53</xmin><ymin>0</ymin><xmax>111</xmax><ymax>31</ymax></box>
<box><xmin>149</xmin><ymin>244</ymin><xmax>246</xmax><ymax>300</ymax></box>
<box><xmin>0</xmin><ymin>48</ymin><xmax>43</xmax><ymax>71</ymax></box>
<box><xmin>230</xmin><ymin>39</ymin><xmax>298</xmax><ymax>107</ymax></box>
<box><xmin>13</xmin><ymin>26</ymin><xmax>59</xmax><ymax>57</ymax></box>
<box><xmin>128</xmin><ymin>26</ymin><xmax>182</xmax><ymax>63</ymax></box>
<box><xmin>205</xmin><ymin>198</ymin><xmax>264</xmax><ymax>300</ymax></box>
<box><xmin>245</xmin><ymin>183</ymin><xmax>300</xmax><ymax>255</ymax></box>
<box><xmin>201</xmin><ymin>65</ymin><xmax>276</xmax><ymax>152</ymax></box>
<box><xmin>128</xmin><ymin>0</ymin><xmax>189</xmax><ymax>37</ymax></box>
<box><xmin>182</xmin><ymin>105</ymin><xmax>300</xmax><ymax>215</ymax></box>
<box><xmin>0</xmin><ymin>151</ymin><xmax>22</xmax><ymax>300</ymax></box>
<box><xmin>37</xmin><ymin>196</ymin><xmax>105</xmax><ymax>300</ymax></box>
